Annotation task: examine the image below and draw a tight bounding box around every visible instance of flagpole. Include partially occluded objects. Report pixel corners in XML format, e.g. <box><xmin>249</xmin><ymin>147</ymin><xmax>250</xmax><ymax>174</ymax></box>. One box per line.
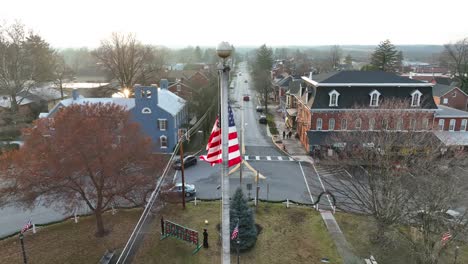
<box><xmin>19</xmin><ymin>233</ymin><xmax>27</xmax><ymax>264</ymax></box>
<box><xmin>217</xmin><ymin>42</ymin><xmax>232</xmax><ymax>264</ymax></box>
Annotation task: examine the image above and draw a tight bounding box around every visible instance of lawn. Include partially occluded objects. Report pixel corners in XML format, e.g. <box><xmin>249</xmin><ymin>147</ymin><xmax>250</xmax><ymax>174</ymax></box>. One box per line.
<box><xmin>0</xmin><ymin>208</ymin><xmax>142</xmax><ymax>264</ymax></box>
<box><xmin>133</xmin><ymin>202</ymin><xmax>342</xmax><ymax>264</ymax></box>
<box><xmin>335</xmin><ymin>213</ymin><xmax>468</xmax><ymax>264</ymax></box>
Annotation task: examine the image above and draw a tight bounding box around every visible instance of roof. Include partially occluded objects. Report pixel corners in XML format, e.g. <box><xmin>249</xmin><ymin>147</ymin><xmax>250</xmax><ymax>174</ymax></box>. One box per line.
<box><xmin>60</xmin><ymin>83</ymin><xmax>110</xmax><ymax>89</ymax></box>
<box><xmin>157</xmin><ymin>89</ymin><xmax>186</xmax><ymax>116</ymax></box>
<box><xmin>287</xmin><ymin>79</ymin><xmax>302</xmax><ymax>94</ymax></box>
<box><xmin>165</xmin><ymin>70</ymin><xmax>198</xmax><ymax>80</ymax></box>
<box><xmin>433</xmin><ymin>131</ymin><xmax>468</xmax><ymax>146</ymax></box>
<box><xmin>47</xmin><ymin>96</ymin><xmax>134</xmax><ymax>117</ymax></box>
<box><xmin>435</xmin><ymin>105</ymin><xmax>468</xmax><ymax>118</ymax></box>
<box><xmin>313</xmin><ymin>71</ymin><xmax>425</xmax><ymax>85</ymax></box>
<box><xmin>28</xmin><ymin>86</ymin><xmax>63</xmax><ymax>101</ymax></box>
<box><xmin>0</xmin><ymin>96</ymin><xmax>34</xmax><ymax>108</ymax></box>
<box><xmin>432</xmin><ymin>84</ymin><xmax>456</xmax><ymax>97</ymax></box>
<box><xmin>277</xmin><ymin>76</ymin><xmax>292</xmax><ymax>87</ymax></box>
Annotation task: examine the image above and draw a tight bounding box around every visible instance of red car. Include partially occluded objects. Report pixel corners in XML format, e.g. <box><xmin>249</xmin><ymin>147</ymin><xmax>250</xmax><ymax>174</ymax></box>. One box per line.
<box><xmin>243</xmin><ymin>95</ymin><xmax>250</xmax><ymax>101</ymax></box>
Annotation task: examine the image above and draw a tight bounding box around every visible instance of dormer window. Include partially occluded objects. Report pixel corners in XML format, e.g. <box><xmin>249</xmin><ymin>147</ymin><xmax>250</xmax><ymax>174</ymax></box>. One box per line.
<box><xmin>142</xmin><ymin>107</ymin><xmax>152</xmax><ymax>114</ymax></box>
<box><xmin>411</xmin><ymin>90</ymin><xmax>422</xmax><ymax>107</ymax></box>
<box><xmin>328</xmin><ymin>90</ymin><xmax>340</xmax><ymax>107</ymax></box>
<box><xmin>369</xmin><ymin>90</ymin><xmax>381</xmax><ymax>107</ymax></box>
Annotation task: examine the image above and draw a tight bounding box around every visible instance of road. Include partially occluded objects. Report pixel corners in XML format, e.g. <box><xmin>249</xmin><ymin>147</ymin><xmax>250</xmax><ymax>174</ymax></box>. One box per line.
<box><xmin>176</xmin><ymin>62</ymin><xmax>318</xmax><ymax>205</ymax></box>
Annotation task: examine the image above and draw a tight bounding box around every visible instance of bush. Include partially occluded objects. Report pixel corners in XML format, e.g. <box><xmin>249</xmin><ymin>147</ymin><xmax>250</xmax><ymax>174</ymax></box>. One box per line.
<box><xmin>266</xmin><ymin>114</ymin><xmax>278</xmax><ymax>135</ymax></box>
<box><xmin>230</xmin><ymin>188</ymin><xmax>257</xmax><ymax>251</ymax></box>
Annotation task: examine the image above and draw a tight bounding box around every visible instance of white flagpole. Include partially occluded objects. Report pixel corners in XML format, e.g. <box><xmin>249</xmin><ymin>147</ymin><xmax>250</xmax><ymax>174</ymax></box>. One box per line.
<box><xmin>32</xmin><ymin>223</ymin><xmax>36</xmax><ymax>234</ymax></box>
<box><xmin>217</xmin><ymin>42</ymin><xmax>232</xmax><ymax>264</ymax></box>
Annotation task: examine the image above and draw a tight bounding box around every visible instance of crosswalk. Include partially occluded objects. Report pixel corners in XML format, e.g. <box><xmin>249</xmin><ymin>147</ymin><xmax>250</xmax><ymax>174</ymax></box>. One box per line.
<box><xmin>314</xmin><ymin>164</ymin><xmax>352</xmax><ymax>178</ymax></box>
<box><xmin>244</xmin><ymin>155</ymin><xmax>295</xmax><ymax>162</ymax></box>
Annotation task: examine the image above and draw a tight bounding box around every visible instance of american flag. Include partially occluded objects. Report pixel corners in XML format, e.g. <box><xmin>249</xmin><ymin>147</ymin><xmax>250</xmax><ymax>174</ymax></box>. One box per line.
<box><xmin>231</xmin><ymin>222</ymin><xmax>239</xmax><ymax>240</ymax></box>
<box><xmin>441</xmin><ymin>231</ymin><xmax>452</xmax><ymax>244</ymax></box>
<box><xmin>200</xmin><ymin>105</ymin><xmax>241</xmax><ymax>167</ymax></box>
<box><xmin>21</xmin><ymin>220</ymin><xmax>32</xmax><ymax>233</ymax></box>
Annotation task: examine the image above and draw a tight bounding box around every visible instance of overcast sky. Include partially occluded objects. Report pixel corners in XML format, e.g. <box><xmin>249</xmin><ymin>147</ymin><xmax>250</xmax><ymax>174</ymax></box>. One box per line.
<box><xmin>1</xmin><ymin>0</ymin><xmax>467</xmax><ymax>49</ymax></box>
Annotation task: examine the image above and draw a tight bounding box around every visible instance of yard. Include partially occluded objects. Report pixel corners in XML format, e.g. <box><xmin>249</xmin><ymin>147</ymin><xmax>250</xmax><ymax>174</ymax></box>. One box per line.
<box><xmin>133</xmin><ymin>201</ymin><xmax>341</xmax><ymax>264</ymax></box>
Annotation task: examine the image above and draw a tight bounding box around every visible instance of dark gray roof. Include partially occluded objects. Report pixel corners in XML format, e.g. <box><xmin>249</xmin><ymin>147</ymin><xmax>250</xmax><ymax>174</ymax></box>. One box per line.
<box><xmin>310</xmin><ymin>85</ymin><xmax>437</xmax><ymax>109</ymax></box>
<box><xmin>314</xmin><ymin>71</ymin><xmax>424</xmax><ymax>84</ymax></box>
<box><xmin>436</xmin><ymin>105</ymin><xmax>468</xmax><ymax>117</ymax></box>
<box><xmin>432</xmin><ymin>83</ymin><xmax>456</xmax><ymax>97</ymax></box>
<box><xmin>288</xmin><ymin>80</ymin><xmax>302</xmax><ymax>94</ymax></box>
<box><xmin>277</xmin><ymin>76</ymin><xmax>292</xmax><ymax>87</ymax></box>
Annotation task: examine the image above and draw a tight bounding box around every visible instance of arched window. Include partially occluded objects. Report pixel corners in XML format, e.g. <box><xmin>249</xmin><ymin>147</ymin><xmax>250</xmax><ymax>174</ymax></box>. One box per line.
<box><xmin>411</xmin><ymin>90</ymin><xmax>422</xmax><ymax>107</ymax></box>
<box><xmin>461</xmin><ymin>119</ymin><xmax>467</xmax><ymax>132</ymax></box>
<box><xmin>160</xmin><ymin>136</ymin><xmax>168</xmax><ymax>148</ymax></box>
<box><xmin>316</xmin><ymin>118</ymin><xmax>323</xmax><ymax>131</ymax></box>
<box><xmin>355</xmin><ymin>118</ymin><xmax>362</xmax><ymax>130</ymax></box>
<box><xmin>142</xmin><ymin>107</ymin><xmax>152</xmax><ymax>114</ymax></box>
<box><xmin>329</xmin><ymin>90</ymin><xmax>340</xmax><ymax>107</ymax></box>
<box><xmin>449</xmin><ymin>119</ymin><xmax>456</xmax><ymax>131</ymax></box>
<box><xmin>396</xmin><ymin>118</ymin><xmax>404</xmax><ymax>131</ymax></box>
<box><xmin>438</xmin><ymin>119</ymin><xmax>445</xmax><ymax>131</ymax></box>
<box><xmin>369</xmin><ymin>90</ymin><xmax>381</xmax><ymax>107</ymax></box>
<box><xmin>341</xmin><ymin>119</ymin><xmax>347</xmax><ymax>130</ymax></box>
<box><xmin>329</xmin><ymin>118</ymin><xmax>335</xmax><ymax>131</ymax></box>
<box><xmin>369</xmin><ymin>118</ymin><xmax>375</xmax><ymax>131</ymax></box>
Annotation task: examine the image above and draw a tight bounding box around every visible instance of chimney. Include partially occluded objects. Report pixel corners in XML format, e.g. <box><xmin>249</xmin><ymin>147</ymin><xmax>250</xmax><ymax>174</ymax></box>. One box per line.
<box><xmin>160</xmin><ymin>79</ymin><xmax>169</xmax><ymax>90</ymax></box>
<box><xmin>309</xmin><ymin>72</ymin><xmax>313</xmax><ymax>80</ymax></box>
<box><xmin>72</xmin><ymin>89</ymin><xmax>79</xmax><ymax>100</ymax></box>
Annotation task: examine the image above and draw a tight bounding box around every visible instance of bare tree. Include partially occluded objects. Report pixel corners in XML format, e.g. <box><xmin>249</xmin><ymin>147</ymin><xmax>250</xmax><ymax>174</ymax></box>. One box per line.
<box><xmin>443</xmin><ymin>37</ymin><xmax>468</xmax><ymax>91</ymax></box>
<box><xmin>52</xmin><ymin>54</ymin><xmax>74</xmax><ymax>99</ymax></box>
<box><xmin>0</xmin><ymin>22</ymin><xmax>55</xmax><ymax>114</ymax></box>
<box><xmin>329</xmin><ymin>45</ymin><xmax>342</xmax><ymax>70</ymax></box>
<box><xmin>93</xmin><ymin>33</ymin><xmax>154</xmax><ymax>93</ymax></box>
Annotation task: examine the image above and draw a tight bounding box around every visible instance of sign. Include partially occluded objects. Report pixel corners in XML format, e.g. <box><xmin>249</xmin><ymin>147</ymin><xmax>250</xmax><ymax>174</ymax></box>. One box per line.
<box><xmin>161</xmin><ymin>220</ymin><xmax>202</xmax><ymax>254</ymax></box>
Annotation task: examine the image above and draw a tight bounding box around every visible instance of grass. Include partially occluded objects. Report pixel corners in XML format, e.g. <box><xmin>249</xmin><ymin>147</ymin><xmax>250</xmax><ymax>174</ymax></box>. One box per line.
<box><xmin>266</xmin><ymin>113</ymin><xmax>278</xmax><ymax>135</ymax></box>
<box><xmin>0</xmin><ymin>208</ymin><xmax>142</xmax><ymax>264</ymax></box>
<box><xmin>133</xmin><ymin>202</ymin><xmax>342</xmax><ymax>264</ymax></box>
<box><xmin>335</xmin><ymin>213</ymin><xmax>468</xmax><ymax>264</ymax></box>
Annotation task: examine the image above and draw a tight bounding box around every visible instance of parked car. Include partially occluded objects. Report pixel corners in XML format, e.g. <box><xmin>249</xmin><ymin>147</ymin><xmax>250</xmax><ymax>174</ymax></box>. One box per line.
<box><xmin>256</xmin><ymin>106</ymin><xmax>264</xmax><ymax>113</ymax></box>
<box><xmin>173</xmin><ymin>155</ymin><xmax>197</xmax><ymax>170</ymax></box>
<box><xmin>259</xmin><ymin>115</ymin><xmax>267</xmax><ymax>124</ymax></box>
<box><xmin>243</xmin><ymin>95</ymin><xmax>250</xmax><ymax>101</ymax></box>
<box><xmin>168</xmin><ymin>183</ymin><xmax>197</xmax><ymax>197</ymax></box>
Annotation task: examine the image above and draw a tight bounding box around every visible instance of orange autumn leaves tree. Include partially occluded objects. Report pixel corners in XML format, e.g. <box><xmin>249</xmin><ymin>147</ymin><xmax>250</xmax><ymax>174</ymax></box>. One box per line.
<box><xmin>2</xmin><ymin>103</ymin><xmax>159</xmax><ymax>236</ymax></box>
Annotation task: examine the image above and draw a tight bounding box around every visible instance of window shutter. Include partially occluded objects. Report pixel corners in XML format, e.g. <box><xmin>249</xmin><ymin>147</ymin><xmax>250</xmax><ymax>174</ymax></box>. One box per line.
<box><xmin>157</xmin><ymin>120</ymin><xmax>160</xmax><ymax>129</ymax></box>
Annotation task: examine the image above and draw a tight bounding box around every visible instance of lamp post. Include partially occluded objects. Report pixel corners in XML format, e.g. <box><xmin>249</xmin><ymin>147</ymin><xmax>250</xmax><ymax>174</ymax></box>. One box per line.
<box><xmin>217</xmin><ymin>41</ymin><xmax>232</xmax><ymax>264</ymax></box>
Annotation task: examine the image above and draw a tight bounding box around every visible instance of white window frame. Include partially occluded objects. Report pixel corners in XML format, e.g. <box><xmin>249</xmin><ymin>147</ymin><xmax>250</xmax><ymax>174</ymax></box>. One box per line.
<box><xmin>328</xmin><ymin>90</ymin><xmax>340</xmax><ymax>107</ymax></box>
<box><xmin>449</xmin><ymin>119</ymin><xmax>456</xmax><ymax>132</ymax></box>
<box><xmin>369</xmin><ymin>118</ymin><xmax>375</xmax><ymax>131</ymax></box>
<box><xmin>422</xmin><ymin>118</ymin><xmax>429</xmax><ymax>130</ymax></box>
<box><xmin>411</xmin><ymin>90</ymin><xmax>422</xmax><ymax>107</ymax></box>
<box><xmin>369</xmin><ymin>90</ymin><xmax>381</xmax><ymax>107</ymax></box>
<box><xmin>443</xmin><ymin>98</ymin><xmax>448</xmax><ymax>104</ymax></box>
<box><xmin>142</xmin><ymin>107</ymin><xmax>152</xmax><ymax>114</ymax></box>
<box><xmin>410</xmin><ymin>119</ymin><xmax>417</xmax><ymax>130</ymax></box>
<box><xmin>160</xmin><ymin>135</ymin><xmax>168</xmax><ymax>148</ymax></box>
<box><xmin>341</xmin><ymin>119</ymin><xmax>347</xmax><ymax>130</ymax></box>
<box><xmin>355</xmin><ymin>118</ymin><xmax>362</xmax><ymax>130</ymax></box>
<box><xmin>329</xmin><ymin>118</ymin><xmax>335</xmax><ymax>131</ymax></box>
<box><xmin>461</xmin><ymin>119</ymin><xmax>467</xmax><ymax>132</ymax></box>
<box><xmin>452</xmin><ymin>92</ymin><xmax>457</xmax><ymax>97</ymax></box>
<box><xmin>158</xmin><ymin>119</ymin><xmax>168</xmax><ymax>131</ymax></box>
<box><xmin>316</xmin><ymin>118</ymin><xmax>323</xmax><ymax>131</ymax></box>
<box><xmin>396</xmin><ymin>118</ymin><xmax>403</xmax><ymax>131</ymax></box>
<box><xmin>438</xmin><ymin>119</ymin><xmax>445</xmax><ymax>131</ymax></box>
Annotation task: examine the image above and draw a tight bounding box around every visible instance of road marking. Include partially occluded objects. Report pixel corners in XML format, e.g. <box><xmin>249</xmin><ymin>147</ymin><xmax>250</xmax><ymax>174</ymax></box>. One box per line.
<box><xmin>244</xmin><ymin>155</ymin><xmax>249</xmax><ymax>160</ymax></box>
<box><xmin>256</xmin><ymin>156</ymin><xmax>260</xmax><ymax>160</ymax></box>
<box><xmin>299</xmin><ymin>162</ymin><xmax>315</xmax><ymax>204</ymax></box>
<box><xmin>266</xmin><ymin>156</ymin><xmax>271</xmax><ymax>160</ymax></box>
<box><xmin>278</xmin><ymin>156</ymin><xmax>283</xmax><ymax>161</ymax></box>
<box><xmin>312</xmin><ymin>164</ymin><xmax>334</xmax><ymax>208</ymax></box>
<box><xmin>172</xmin><ymin>170</ymin><xmax>178</xmax><ymax>183</ymax></box>
<box><xmin>289</xmin><ymin>157</ymin><xmax>294</xmax><ymax>161</ymax></box>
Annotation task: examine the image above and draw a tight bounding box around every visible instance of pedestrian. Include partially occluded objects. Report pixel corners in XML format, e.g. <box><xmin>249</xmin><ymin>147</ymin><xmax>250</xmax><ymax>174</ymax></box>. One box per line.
<box><xmin>203</xmin><ymin>229</ymin><xmax>209</xmax><ymax>248</ymax></box>
<box><xmin>283</xmin><ymin>130</ymin><xmax>286</xmax><ymax>139</ymax></box>
<box><xmin>288</xmin><ymin>131</ymin><xmax>292</xmax><ymax>139</ymax></box>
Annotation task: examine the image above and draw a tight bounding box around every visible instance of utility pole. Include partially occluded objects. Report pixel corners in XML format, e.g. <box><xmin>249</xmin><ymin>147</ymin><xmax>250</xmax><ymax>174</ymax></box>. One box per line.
<box><xmin>256</xmin><ymin>170</ymin><xmax>259</xmax><ymax>210</ymax></box>
<box><xmin>19</xmin><ymin>233</ymin><xmax>27</xmax><ymax>264</ymax></box>
<box><xmin>217</xmin><ymin>41</ymin><xmax>232</xmax><ymax>264</ymax></box>
<box><xmin>179</xmin><ymin>132</ymin><xmax>186</xmax><ymax>209</ymax></box>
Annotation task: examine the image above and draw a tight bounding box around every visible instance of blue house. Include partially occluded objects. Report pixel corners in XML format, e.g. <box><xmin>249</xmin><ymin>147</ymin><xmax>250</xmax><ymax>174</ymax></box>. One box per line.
<box><xmin>44</xmin><ymin>80</ymin><xmax>188</xmax><ymax>153</ymax></box>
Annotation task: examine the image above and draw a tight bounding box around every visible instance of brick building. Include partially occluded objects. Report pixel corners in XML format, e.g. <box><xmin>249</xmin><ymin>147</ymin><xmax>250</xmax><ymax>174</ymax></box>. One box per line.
<box><xmin>433</xmin><ymin>84</ymin><xmax>468</xmax><ymax>111</ymax></box>
<box><xmin>300</xmin><ymin>71</ymin><xmax>438</xmax><ymax>153</ymax></box>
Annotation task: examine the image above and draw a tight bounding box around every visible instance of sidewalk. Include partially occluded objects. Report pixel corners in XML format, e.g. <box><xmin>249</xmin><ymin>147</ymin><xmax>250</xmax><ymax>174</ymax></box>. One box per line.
<box><xmin>271</xmin><ymin>107</ymin><xmax>314</xmax><ymax>164</ymax></box>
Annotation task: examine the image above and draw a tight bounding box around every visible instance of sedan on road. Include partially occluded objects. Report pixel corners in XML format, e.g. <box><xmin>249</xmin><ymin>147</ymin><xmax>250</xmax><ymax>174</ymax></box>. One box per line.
<box><xmin>167</xmin><ymin>183</ymin><xmax>197</xmax><ymax>197</ymax></box>
<box><xmin>243</xmin><ymin>95</ymin><xmax>250</xmax><ymax>101</ymax></box>
<box><xmin>259</xmin><ymin>115</ymin><xmax>267</xmax><ymax>124</ymax></box>
<box><xmin>256</xmin><ymin>106</ymin><xmax>264</xmax><ymax>113</ymax></box>
<box><xmin>173</xmin><ymin>155</ymin><xmax>198</xmax><ymax>170</ymax></box>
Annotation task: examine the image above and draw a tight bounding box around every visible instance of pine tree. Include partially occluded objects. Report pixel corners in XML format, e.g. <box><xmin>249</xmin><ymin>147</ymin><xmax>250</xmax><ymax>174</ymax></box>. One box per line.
<box><xmin>370</xmin><ymin>39</ymin><xmax>400</xmax><ymax>72</ymax></box>
<box><xmin>230</xmin><ymin>188</ymin><xmax>257</xmax><ymax>251</ymax></box>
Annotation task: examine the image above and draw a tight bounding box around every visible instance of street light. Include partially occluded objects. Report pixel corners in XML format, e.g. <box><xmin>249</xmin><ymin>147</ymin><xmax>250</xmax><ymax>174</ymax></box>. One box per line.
<box><xmin>217</xmin><ymin>41</ymin><xmax>232</xmax><ymax>264</ymax></box>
